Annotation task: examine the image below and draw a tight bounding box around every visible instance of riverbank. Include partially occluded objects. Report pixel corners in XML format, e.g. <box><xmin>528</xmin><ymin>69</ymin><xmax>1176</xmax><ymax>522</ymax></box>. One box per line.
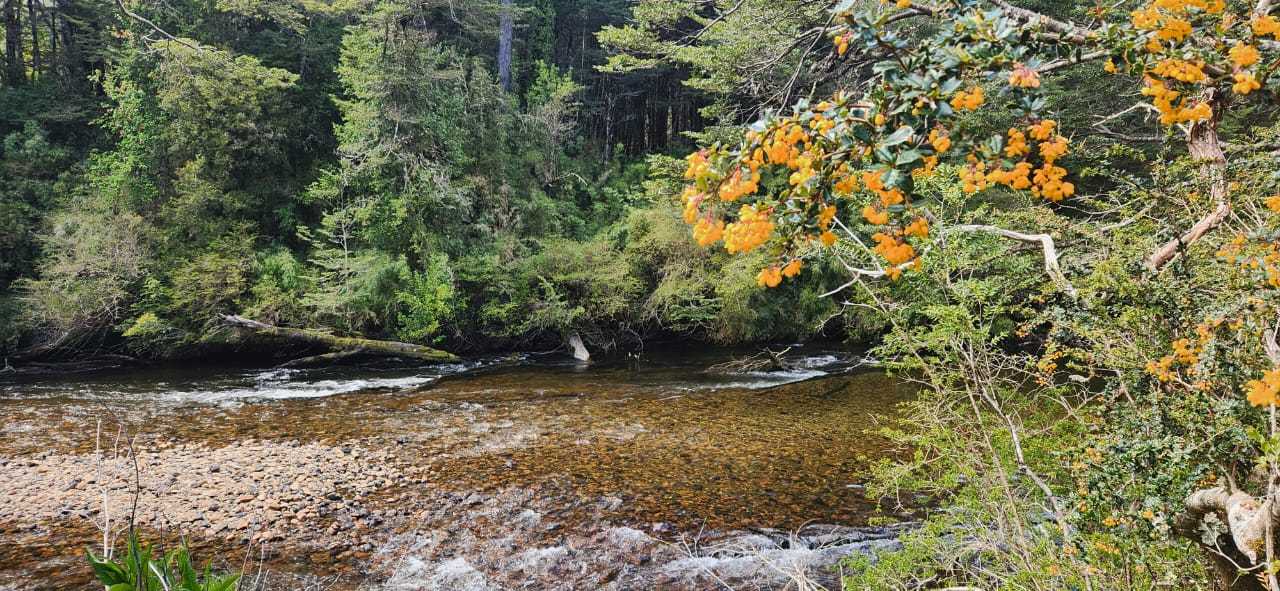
<box><xmin>0</xmin><ymin>349</ymin><xmax>916</xmax><ymax>589</ymax></box>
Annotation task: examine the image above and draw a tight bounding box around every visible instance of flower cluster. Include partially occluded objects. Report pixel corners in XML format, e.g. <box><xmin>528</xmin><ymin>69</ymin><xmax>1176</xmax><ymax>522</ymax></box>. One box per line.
<box><xmin>1141</xmin><ymin>77</ymin><xmax>1212</xmax><ymax>125</ymax></box>
<box><xmin>859</xmin><ymin>169</ymin><xmax>907</xmax><ymax>228</ymax></box>
<box><xmin>961</xmin><ymin>120</ymin><xmax>1075</xmax><ymax>201</ymax></box>
<box><xmin>723</xmin><ymin>205</ymin><xmax>775</xmax><ymax>254</ymax></box>
<box><xmin>1145</xmin><ymin>320</ymin><xmax>1218</xmax><ymax>383</ymax></box>
<box><xmin>756</xmin><ymin>259</ymin><xmax>803</xmax><ymax>288</ymax></box>
<box><xmin>950</xmin><ymin>86</ymin><xmax>985</xmax><ymax>111</ymax></box>
<box><xmin>692</xmin><ymin>217</ymin><xmax>724</xmax><ymax>247</ymax></box>
<box><xmin>718</xmin><ymin>168</ymin><xmax>760</xmax><ymax>202</ymax></box>
<box><xmin>871</xmin><ymin>232</ymin><xmax>918</xmax><ymax>281</ymax></box>
<box><xmin>1247</xmin><ymin>369</ymin><xmax>1280</xmax><ymax>407</ymax></box>
<box><xmin>1007</xmin><ymin>63</ymin><xmax>1041</xmax><ymax>88</ymax></box>
<box><xmin>1123</xmin><ymin>0</ymin><xmax>1277</xmax><ymax>126</ymax></box>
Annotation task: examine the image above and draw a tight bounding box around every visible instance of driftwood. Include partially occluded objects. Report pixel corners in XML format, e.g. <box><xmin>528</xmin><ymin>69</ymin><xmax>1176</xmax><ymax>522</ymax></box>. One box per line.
<box><xmin>219</xmin><ymin>315</ymin><xmax>458</xmax><ymax>363</ymax></box>
<box><xmin>706</xmin><ymin>347</ymin><xmax>794</xmax><ymax>374</ymax></box>
<box><xmin>568</xmin><ymin>332</ymin><xmax>590</xmax><ymax>362</ymax></box>
<box><xmin>275</xmin><ymin>348</ymin><xmax>371</xmax><ymax>369</ymax></box>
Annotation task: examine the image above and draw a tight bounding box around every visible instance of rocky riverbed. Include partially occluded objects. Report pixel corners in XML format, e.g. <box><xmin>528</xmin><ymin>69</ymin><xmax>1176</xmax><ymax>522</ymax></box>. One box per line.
<box><xmin>0</xmin><ymin>348</ymin><xmax>916</xmax><ymax>589</ymax></box>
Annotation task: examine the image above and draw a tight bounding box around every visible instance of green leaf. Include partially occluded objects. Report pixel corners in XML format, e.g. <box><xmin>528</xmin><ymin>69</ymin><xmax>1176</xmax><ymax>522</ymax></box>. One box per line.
<box><xmin>880</xmin><ymin>126</ymin><xmax>914</xmax><ymax>148</ymax></box>
<box><xmin>872</xmin><ymin>60</ymin><xmax>900</xmax><ymax>75</ymax></box>
<box><xmin>939</xmin><ymin>77</ymin><xmax>963</xmax><ymax>96</ymax></box>
<box><xmin>86</xmin><ymin>550</ymin><xmax>131</xmax><ymax>585</ymax></box>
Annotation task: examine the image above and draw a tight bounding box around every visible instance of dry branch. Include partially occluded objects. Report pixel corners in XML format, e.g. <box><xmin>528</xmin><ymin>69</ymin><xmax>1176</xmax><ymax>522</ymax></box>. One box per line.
<box><xmin>1147</xmin><ymin>89</ymin><xmax>1230</xmax><ymax>271</ymax></box>
<box><xmin>707</xmin><ymin>347</ymin><xmax>793</xmax><ymax>374</ymax></box>
<box><xmin>946</xmin><ymin>225</ymin><xmax>1078</xmax><ymax>298</ymax></box>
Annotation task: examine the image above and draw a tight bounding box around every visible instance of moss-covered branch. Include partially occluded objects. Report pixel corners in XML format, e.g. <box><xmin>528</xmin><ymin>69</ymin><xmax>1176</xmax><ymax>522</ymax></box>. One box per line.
<box><xmin>219</xmin><ymin>315</ymin><xmax>457</xmax><ymax>363</ymax></box>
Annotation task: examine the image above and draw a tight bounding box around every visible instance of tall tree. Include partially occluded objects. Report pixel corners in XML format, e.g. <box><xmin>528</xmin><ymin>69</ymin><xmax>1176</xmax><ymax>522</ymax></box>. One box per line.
<box><xmin>3</xmin><ymin>0</ymin><xmax>23</xmax><ymax>86</ymax></box>
<box><xmin>25</xmin><ymin>0</ymin><xmax>38</xmax><ymax>78</ymax></box>
<box><xmin>498</xmin><ymin>0</ymin><xmax>513</xmax><ymax>91</ymax></box>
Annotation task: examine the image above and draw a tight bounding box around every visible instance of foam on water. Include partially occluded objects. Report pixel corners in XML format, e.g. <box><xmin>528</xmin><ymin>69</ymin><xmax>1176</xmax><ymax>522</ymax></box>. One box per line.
<box><xmin>690</xmin><ymin>352</ymin><xmax>851</xmax><ymax>390</ymax></box>
<box><xmin>160</xmin><ymin>374</ymin><xmax>443</xmax><ymax>404</ymax></box>
<box><xmin>0</xmin><ymin>347</ymin><xmax>865</xmax><ymax>404</ymax></box>
<box><xmin>0</xmin><ymin>361</ymin><xmax>487</xmax><ymax>404</ymax></box>
<box><xmin>703</xmin><ymin>368</ymin><xmax>830</xmax><ymax>390</ymax></box>
<box><xmin>793</xmin><ymin>354</ymin><xmax>841</xmax><ymax>368</ymax></box>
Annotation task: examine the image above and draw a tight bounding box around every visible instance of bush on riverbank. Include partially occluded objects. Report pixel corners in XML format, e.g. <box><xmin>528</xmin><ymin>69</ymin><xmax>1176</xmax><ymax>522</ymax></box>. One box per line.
<box><xmin>665</xmin><ymin>0</ymin><xmax>1280</xmax><ymax>587</ymax></box>
<box><xmin>88</xmin><ymin>534</ymin><xmax>240</xmax><ymax>591</ymax></box>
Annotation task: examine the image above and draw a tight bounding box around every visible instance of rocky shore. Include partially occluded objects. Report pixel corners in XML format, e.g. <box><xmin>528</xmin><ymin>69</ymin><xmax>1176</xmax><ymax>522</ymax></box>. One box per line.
<box><xmin>0</xmin><ymin>437</ymin><xmax>909</xmax><ymax>590</ymax></box>
<box><xmin>0</xmin><ymin>356</ymin><xmax>915</xmax><ymax>589</ymax></box>
<box><xmin>0</xmin><ymin>439</ymin><xmax>412</xmax><ymax>555</ymax></box>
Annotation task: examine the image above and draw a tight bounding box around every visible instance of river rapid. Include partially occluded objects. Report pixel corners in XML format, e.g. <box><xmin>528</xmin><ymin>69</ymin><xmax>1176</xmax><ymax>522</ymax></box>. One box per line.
<box><xmin>0</xmin><ymin>345</ymin><xmax>915</xmax><ymax>590</ymax></box>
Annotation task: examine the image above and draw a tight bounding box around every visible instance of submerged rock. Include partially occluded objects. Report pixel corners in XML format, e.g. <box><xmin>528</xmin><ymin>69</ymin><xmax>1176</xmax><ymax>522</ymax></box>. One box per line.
<box><xmin>360</xmin><ymin>485</ymin><xmax>911</xmax><ymax>591</ymax></box>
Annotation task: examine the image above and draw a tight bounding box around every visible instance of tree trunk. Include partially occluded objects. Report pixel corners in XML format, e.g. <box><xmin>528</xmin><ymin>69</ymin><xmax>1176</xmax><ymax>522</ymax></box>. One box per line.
<box><xmin>1175</xmin><ymin>486</ymin><xmax>1271</xmax><ymax>591</ymax></box>
<box><xmin>45</xmin><ymin>3</ymin><xmax>53</xmax><ymax>66</ymax></box>
<box><xmin>4</xmin><ymin>0</ymin><xmax>24</xmax><ymax>87</ymax></box>
<box><xmin>497</xmin><ymin>0</ymin><xmax>513</xmax><ymax>91</ymax></box>
<box><xmin>52</xmin><ymin>0</ymin><xmax>76</xmax><ymax>80</ymax></box>
<box><xmin>25</xmin><ymin>0</ymin><xmax>38</xmax><ymax>78</ymax></box>
<box><xmin>219</xmin><ymin>315</ymin><xmax>458</xmax><ymax>363</ymax></box>
<box><xmin>1147</xmin><ymin>90</ymin><xmax>1230</xmax><ymax>271</ymax></box>
<box><xmin>567</xmin><ymin>332</ymin><xmax>589</xmax><ymax>362</ymax></box>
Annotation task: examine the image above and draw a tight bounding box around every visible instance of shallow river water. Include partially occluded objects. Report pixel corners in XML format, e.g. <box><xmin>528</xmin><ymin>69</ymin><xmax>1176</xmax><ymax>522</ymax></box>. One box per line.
<box><xmin>0</xmin><ymin>344</ymin><xmax>914</xmax><ymax>590</ymax></box>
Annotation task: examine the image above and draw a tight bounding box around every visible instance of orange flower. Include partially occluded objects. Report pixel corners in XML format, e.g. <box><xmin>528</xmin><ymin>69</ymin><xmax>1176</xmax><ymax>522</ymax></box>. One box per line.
<box><xmin>1008</xmin><ymin>63</ymin><xmax>1041</xmax><ymax>88</ymax></box>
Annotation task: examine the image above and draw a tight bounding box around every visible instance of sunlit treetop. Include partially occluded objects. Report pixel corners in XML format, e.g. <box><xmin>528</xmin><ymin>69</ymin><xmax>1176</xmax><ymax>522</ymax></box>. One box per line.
<box><xmin>681</xmin><ymin>0</ymin><xmax>1279</xmax><ymax>286</ymax></box>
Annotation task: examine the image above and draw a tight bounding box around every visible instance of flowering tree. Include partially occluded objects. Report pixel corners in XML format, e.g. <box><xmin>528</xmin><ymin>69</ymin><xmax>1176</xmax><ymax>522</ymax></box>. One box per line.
<box><xmin>683</xmin><ymin>0</ymin><xmax>1274</xmax><ymax>281</ymax></box>
<box><xmin>681</xmin><ymin>0</ymin><xmax>1280</xmax><ymax>586</ymax></box>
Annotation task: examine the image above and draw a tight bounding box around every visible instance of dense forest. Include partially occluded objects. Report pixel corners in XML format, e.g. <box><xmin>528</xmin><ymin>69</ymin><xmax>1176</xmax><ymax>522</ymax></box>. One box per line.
<box><xmin>7</xmin><ymin>0</ymin><xmax>1280</xmax><ymax>589</ymax></box>
<box><xmin>0</xmin><ymin>0</ymin><xmax>843</xmax><ymax>362</ymax></box>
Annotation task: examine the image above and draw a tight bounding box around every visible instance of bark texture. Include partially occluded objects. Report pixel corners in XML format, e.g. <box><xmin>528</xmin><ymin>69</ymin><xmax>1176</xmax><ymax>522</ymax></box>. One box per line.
<box><xmin>497</xmin><ymin>0</ymin><xmax>513</xmax><ymax>91</ymax></box>
<box><xmin>1176</xmin><ymin>486</ymin><xmax>1273</xmax><ymax>591</ymax></box>
<box><xmin>1147</xmin><ymin>90</ymin><xmax>1230</xmax><ymax>271</ymax></box>
<box><xmin>4</xmin><ymin>0</ymin><xmax>23</xmax><ymax>86</ymax></box>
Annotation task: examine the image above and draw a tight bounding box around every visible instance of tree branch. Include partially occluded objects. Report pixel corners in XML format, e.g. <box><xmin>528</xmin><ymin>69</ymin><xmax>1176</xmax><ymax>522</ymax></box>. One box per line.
<box><xmin>986</xmin><ymin>0</ymin><xmax>1092</xmax><ymax>42</ymax></box>
<box><xmin>113</xmin><ymin>0</ymin><xmax>203</xmax><ymax>53</ymax></box>
<box><xmin>1039</xmin><ymin>49</ymin><xmax>1109</xmax><ymax>74</ymax></box>
<box><xmin>821</xmin><ymin>221</ymin><xmax>1077</xmax><ymax>299</ymax></box>
<box><xmin>946</xmin><ymin>225</ymin><xmax>1078</xmax><ymax>298</ymax></box>
<box><xmin>1147</xmin><ymin>90</ymin><xmax>1230</xmax><ymax>271</ymax></box>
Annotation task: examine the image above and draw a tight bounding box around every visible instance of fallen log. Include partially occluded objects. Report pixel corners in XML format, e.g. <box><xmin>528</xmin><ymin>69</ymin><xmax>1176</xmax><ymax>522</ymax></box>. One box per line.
<box><xmin>219</xmin><ymin>315</ymin><xmax>458</xmax><ymax>363</ymax></box>
<box><xmin>706</xmin><ymin>347</ymin><xmax>794</xmax><ymax>374</ymax></box>
<box><xmin>276</xmin><ymin>348</ymin><xmax>371</xmax><ymax>369</ymax></box>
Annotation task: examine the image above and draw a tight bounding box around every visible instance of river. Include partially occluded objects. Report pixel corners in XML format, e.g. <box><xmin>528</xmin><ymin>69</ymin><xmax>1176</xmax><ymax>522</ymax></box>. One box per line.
<box><xmin>0</xmin><ymin>344</ymin><xmax>914</xmax><ymax>590</ymax></box>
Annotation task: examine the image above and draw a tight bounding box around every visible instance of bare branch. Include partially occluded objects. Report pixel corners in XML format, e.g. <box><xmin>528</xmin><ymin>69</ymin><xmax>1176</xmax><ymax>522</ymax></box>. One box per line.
<box><xmin>1148</xmin><ymin>90</ymin><xmax>1230</xmax><ymax>271</ymax></box>
<box><xmin>1039</xmin><ymin>49</ymin><xmax>1109</xmax><ymax>74</ymax></box>
<box><xmin>986</xmin><ymin>0</ymin><xmax>1093</xmax><ymax>42</ymax></box>
<box><xmin>691</xmin><ymin>0</ymin><xmax>749</xmax><ymax>40</ymax></box>
<box><xmin>113</xmin><ymin>0</ymin><xmax>203</xmax><ymax>53</ymax></box>
<box><xmin>946</xmin><ymin>225</ymin><xmax>1078</xmax><ymax>298</ymax></box>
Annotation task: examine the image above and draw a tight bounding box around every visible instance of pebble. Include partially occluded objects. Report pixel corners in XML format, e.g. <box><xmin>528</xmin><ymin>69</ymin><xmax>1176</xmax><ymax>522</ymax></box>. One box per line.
<box><xmin>0</xmin><ymin>440</ymin><xmax>412</xmax><ymax>554</ymax></box>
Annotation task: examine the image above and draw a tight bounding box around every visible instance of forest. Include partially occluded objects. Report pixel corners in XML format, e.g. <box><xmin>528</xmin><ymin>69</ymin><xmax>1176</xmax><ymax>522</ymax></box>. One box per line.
<box><xmin>0</xmin><ymin>0</ymin><xmax>845</xmax><ymax>362</ymax></box>
<box><xmin>5</xmin><ymin>0</ymin><xmax>1280</xmax><ymax>589</ymax></box>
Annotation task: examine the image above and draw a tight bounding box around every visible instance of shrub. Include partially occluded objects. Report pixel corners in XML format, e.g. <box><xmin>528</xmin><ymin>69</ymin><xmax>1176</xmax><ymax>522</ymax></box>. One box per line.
<box><xmin>86</xmin><ymin>534</ymin><xmax>240</xmax><ymax>591</ymax></box>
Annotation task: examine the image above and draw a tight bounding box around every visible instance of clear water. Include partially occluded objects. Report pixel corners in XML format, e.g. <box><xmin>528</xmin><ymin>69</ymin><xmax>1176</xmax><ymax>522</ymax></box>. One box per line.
<box><xmin>0</xmin><ymin>343</ymin><xmax>911</xmax><ymax>589</ymax></box>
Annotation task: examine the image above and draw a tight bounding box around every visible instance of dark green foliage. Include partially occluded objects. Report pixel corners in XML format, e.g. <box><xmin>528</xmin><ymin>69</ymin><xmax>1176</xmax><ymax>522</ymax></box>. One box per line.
<box><xmin>1</xmin><ymin>0</ymin><xmax>876</xmax><ymax>359</ymax></box>
<box><xmin>0</xmin><ymin>122</ymin><xmax>67</xmax><ymax>290</ymax></box>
